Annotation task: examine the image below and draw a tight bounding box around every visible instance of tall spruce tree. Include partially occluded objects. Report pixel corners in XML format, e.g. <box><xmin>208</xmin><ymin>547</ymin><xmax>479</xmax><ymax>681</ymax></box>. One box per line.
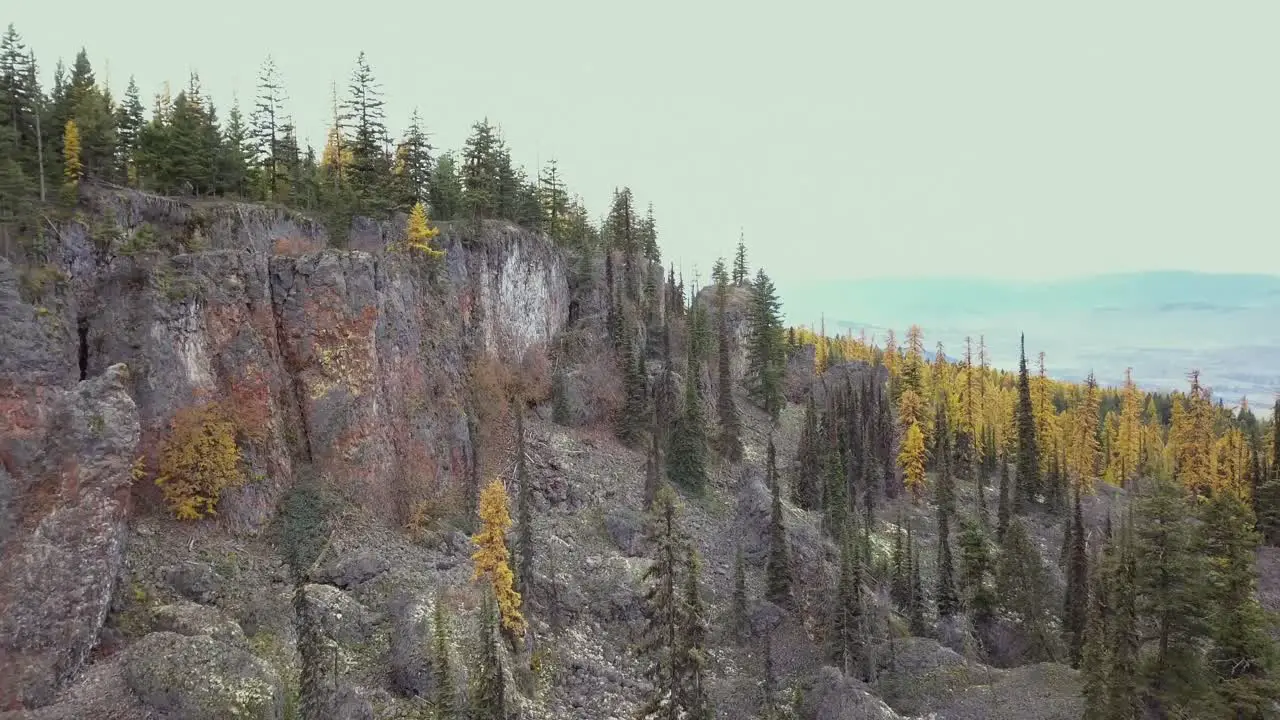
<box><xmin>830</xmin><ymin>524</ymin><xmax>867</xmax><ymax>679</ymax></box>
<box><xmin>732</xmin><ymin>232</ymin><xmax>749</xmax><ymax>286</ymax></box>
<box><xmin>431</xmin><ymin>591</ymin><xmax>459</xmax><ymax>719</ymax></box>
<box><xmin>667</xmin><ymin>358</ymin><xmax>708</xmax><ymax>493</ymax></box>
<box><xmin>936</xmin><ymin>511</ymin><xmax>959</xmax><ymax>620</ymax></box>
<box><xmin>676</xmin><ymin>546</ymin><xmax>713</xmax><ymax>720</ymax></box>
<box><xmin>1015</xmin><ymin>334</ymin><xmax>1041</xmax><ymax>506</ymax></box>
<box><xmin>343</xmin><ymin>51</ymin><xmax>390</xmax><ymax>212</ymax></box>
<box><xmin>995</xmin><ymin>517</ymin><xmax>1056</xmax><ymax>661</ymax></box>
<box><xmin>958</xmin><ymin>519</ymin><xmax>995</xmax><ymax>622</ymax></box>
<box><xmin>470</xmin><ymin>591</ymin><xmax>506</xmax><ymax>720</ymax></box>
<box><xmin>1063</xmin><ymin>490</ymin><xmax>1089</xmax><ymax>667</ymax></box>
<box><xmin>793</xmin><ymin>396</ymin><xmax>822</xmax><ymax>510</ymax></box>
<box><xmin>514</xmin><ymin>406</ymin><xmax>534</xmax><ymax>599</ymax></box>
<box><xmin>746</xmin><ymin>268</ymin><xmax>785</xmax><ymax>421</ymax></box>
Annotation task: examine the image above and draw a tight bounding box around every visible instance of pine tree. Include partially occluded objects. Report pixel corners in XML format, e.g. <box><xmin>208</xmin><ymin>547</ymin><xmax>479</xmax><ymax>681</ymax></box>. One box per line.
<box><xmin>638</xmin><ymin>485</ymin><xmax>686</xmax><ymax>720</ymax></box>
<box><xmin>428</xmin><ymin>152</ymin><xmax>464</xmax><ymax>221</ymax></box>
<box><xmin>618</xmin><ymin>341</ymin><xmax>649</xmax><ymax>446</ymax></box>
<box><xmin>667</xmin><ymin>358</ymin><xmax>708</xmax><ymax>493</ymax></box>
<box><xmin>830</xmin><ymin>524</ymin><xmax>867</xmax><ymax>678</ymax></box>
<box><xmin>115</xmin><ymin>76</ymin><xmax>145</xmax><ymax>183</ymax></box>
<box><xmin>1196</xmin><ymin>489</ymin><xmax>1279</xmax><ymax>715</ymax></box>
<box><xmin>996</xmin><ymin>454</ymin><xmax>1011</xmax><ymax>542</ymax></box>
<box><xmin>765</xmin><ymin>436</ymin><xmax>793</xmax><ymax>607</ymax></box>
<box><xmin>470</xmin><ymin>591</ymin><xmax>506</xmax><ymax>720</ymax></box>
<box><xmin>1133</xmin><ymin>473</ymin><xmax>1210</xmax><ymax>711</ymax></box>
<box><xmin>714</xmin><ymin>269</ymin><xmax>743</xmax><ymax>460</ymax></box>
<box><xmin>1014</xmin><ymin>334</ymin><xmax>1042</xmax><ymax>506</ymax></box>
<box><xmin>461</xmin><ymin>119</ymin><xmax>499</xmax><ymax>222</ymax></box>
<box><xmin>676</xmin><ymin>546</ymin><xmax>713</xmax><ymax>720</ymax></box>
<box><xmin>936</xmin><ymin>510</ymin><xmax>959</xmax><ymax>619</ymax></box>
<box><xmin>471</xmin><ymin>479</ymin><xmax>526</xmax><ymax>640</ymax></box>
<box><xmin>792</xmin><ymin>397</ymin><xmax>822</xmax><ymax>510</ymax></box>
<box><xmin>1106</xmin><ymin>523</ymin><xmax>1142</xmax><ymax>720</ymax></box>
<box><xmin>908</xmin><ymin>532</ymin><xmax>927</xmax><ymax>636</ymax></box>
<box><xmin>392</xmin><ymin>108</ymin><xmax>432</xmax><ymax>208</ymax></box>
<box><xmin>251</xmin><ymin>56</ymin><xmax>288</xmax><ymax>200</ymax></box>
<box><xmin>343</xmin><ymin>52</ymin><xmax>390</xmax><ymax>212</ymax></box>
<box><xmin>958</xmin><ymin>519</ymin><xmax>995</xmax><ymax>622</ymax></box>
<box><xmin>1079</xmin><ymin>557</ymin><xmax>1111</xmax><ymax>720</ymax></box>
<box><xmin>745</xmin><ymin>269</ymin><xmax>785</xmax><ymax>421</ymax></box>
<box><xmin>732</xmin><ymin>232</ymin><xmax>749</xmax><ymax>286</ymax></box>
<box><xmin>431</xmin><ymin>591</ymin><xmax>459</xmax><ymax>719</ymax></box>
<box><xmin>218</xmin><ymin>101</ymin><xmax>253</xmax><ymax>196</ymax></box>
<box><xmin>538</xmin><ymin>159</ymin><xmax>570</xmax><ymax>243</ymax></box>
<box><xmin>1063</xmin><ymin>490</ymin><xmax>1089</xmax><ymax>667</ymax></box>
<box><xmin>996</xmin><ymin>517</ymin><xmax>1055</xmax><ymax>661</ymax></box>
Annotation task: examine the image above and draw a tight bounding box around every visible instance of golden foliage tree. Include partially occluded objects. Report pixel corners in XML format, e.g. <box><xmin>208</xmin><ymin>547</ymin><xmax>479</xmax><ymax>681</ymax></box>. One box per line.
<box><xmin>403</xmin><ymin>201</ymin><xmax>445</xmax><ymax>258</ymax></box>
<box><xmin>899</xmin><ymin>421</ymin><xmax>927</xmax><ymax>502</ymax></box>
<box><xmin>472</xmin><ymin>478</ymin><xmax>527</xmax><ymax>638</ymax></box>
<box><xmin>1066</xmin><ymin>373</ymin><xmax>1101</xmax><ymax>492</ymax></box>
<box><xmin>63</xmin><ymin>119</ymin><xmax>83</xmax><ymax>186</ymax></box>
<box><xmin>155</xmin><ymin>400</ymin><xmax>245</xmax><ymax>520</ymax></box>
<box><xmin>1106</xmin><ymin>367</ymin><xmax>1142</xmax><ymax>486</ymax></box>
<box><xmin>1171</xmin><ymin>371</ymin><xmax>1215</xmax><ymax>494</ymax></box>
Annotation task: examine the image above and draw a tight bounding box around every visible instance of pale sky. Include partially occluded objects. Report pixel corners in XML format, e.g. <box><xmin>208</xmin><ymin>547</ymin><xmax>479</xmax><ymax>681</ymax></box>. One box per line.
<box><xmin>11</xmin><ymin>1</ymin><xmax>1280</xmax><ymax>300</ymax></box>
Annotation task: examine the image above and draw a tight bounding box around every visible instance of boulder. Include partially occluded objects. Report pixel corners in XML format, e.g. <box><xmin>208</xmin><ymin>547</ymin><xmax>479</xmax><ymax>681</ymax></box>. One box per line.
<box><xmin>161</xmin><ymin>561</ymin><xmax>219</xmax><ymax>605</ymax></box>
<box><xmin>151</xmin><ymin>601</ymin><xmax>248</xmax><ymax>649</ymax></box>
<box><xmin>313</xmin><ymin>552</ymin><xmax>390</xmax><ymax>589</ymax></box>
<box><xmin>803</xmin><ymin>666</ymin><xmax>911</xmax><ymax>720</ymax></box>
<box><xmin>300</xmin><ymin>584</ymin><xmax>372</xmax><ymax>646</ymax></box>
<box><xmin>122</xmin><ymin>631</ymin><xmax>283</xmax><ymax>720</ymax></box>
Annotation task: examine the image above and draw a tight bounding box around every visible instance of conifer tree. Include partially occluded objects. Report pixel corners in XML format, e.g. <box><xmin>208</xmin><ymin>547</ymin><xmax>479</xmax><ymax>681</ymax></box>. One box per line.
<box><xmin>715</xmin><ymin>269</ymin><xmax>743</xmax><ymax>460</ymax></box>
<box><xmin>745</xmin><ymin>268</ymin><xmax>785</xmax><ymax>421</ymax></box>
<box><xmin>461</xmin><ymin>118</ymin><xmax>499</xmax><ymax>222</ymax></box>
<box><xmin>793</xmin><ymin>397</ymin><xmax>822</xmax><ymax>510</ymax></box>
<box><xmin>996</xmin><ymin>454</ymin><xmax>1011</xmax><ymax>542</ymax></box>
<box><xmin>822</xmin><ymin>416</ymin><xmax>850</xmax><ymax>535</ymax></box>
<box><xmin>1106</xmin><ymin>523</ymin><xmax>1142</xmax><ymax>720</ymax></box>
<box><xmin>471</xmin><ymin>479</ymin><xmax>526</xmax><ymax>640</ymax></box>
<box><xmin>890</xmin><ymin>521</ymin><xmax>909</xmax><ymax>610</ymax></box>
<box><xmin>765</xmin><ymin>436</ymin><xmax>793</xmax><ymax>607</ymax></box>
<box><xmin>403</xmin><ymin>201</ymin><xmax>444</xmax><ymax>258</ymax></box>
<box><xmin>428</xmin><ymin>152</ymin><xmax>464</xmax><ymax>220</ymax></box>
<box><xmin>618</xmin><ymin>341</ymin><xmax>649</xmax><ymax>447</ymax></box>
<box><xmin>251</xmin><ymin>55</ymin><xmax>288</xmax><ymax>200</ymax></box>
<box><xmin>343</xmin><ymin>51</ymin><xmax>390</xmax><ymax>212</ymax></box>
<box><xmin>1014</xmin><ymin>334</ymin><xmax>1042</xmax><ymax>506</ymax></box>
<box><xmin>907</xmin><ymin>532</ymin><xmax>927</xmax><ymax>636</ymax></box>
<box><xmin>470</xmin><ymin>591</ymin><xmax>506</xmax><ymax>720</ymax></box>
<box><xmin>958</xmin><ymin>519</ymin><xmax>995</xmax><ymax>622</ymax></box>
<box><xmin>996</xmin><ymin>517</ymin><xmax>1055</xmax><ymax>661</ymax></box>
<box><xmin>1079</xmin><ymin>554</ymin><xmax>1111</xmax><ymax>720</ymax></box>
<box><xmin>676</xmin><ymin>546</ymin><xmax>713</xmax><ymax>720</ymax></box>
<box><xmin>638</xmin><ymin>485</ymin><xmax>690</xmax><ymax>720</ymax></box>
<box><xmin>392</xmin><ymin>108</ymin><xmax>432</xmax><ymax>208</ymax></box>
<box><xmin>667</xmin><ymin>358</ymin><xmax>708</xmax><ymax>493</ymax></box>
<box><xmin>1133</xmin><ymin>473</ymin><xmax>1209</xmax><ymax>711</ymax></box>
<box><xmin>830</xmin><ymin>524</ymin><xmax>867</xmax><ymax>678</ymax></box>
<box><xmin>898</xmin><ymin>422</ymin><xmax>927</xmax><ymax>503</ymax></box>
<box><xmin>935</xmin><ymin>511</ymin><xmax>959</xmax><ymax>619</ymax></box>
<box><xmin>431</xmin><ymin>591</ymin><xmax>459</xmax><ymax>719</ymax></box>
<box><xmin>1063</xmin><ymin>490</ymin><xmax>1089</xmax><ymax>667</ymax></box>
<box><xmin>732</xmin><ymin>232</ymin><xmax>748</xmax><ymax>286</ymax></box>
<box><xmin>1196</xmin><ymin>489</ymin><xmax>1279</xmax><ymax>715</ymax></box>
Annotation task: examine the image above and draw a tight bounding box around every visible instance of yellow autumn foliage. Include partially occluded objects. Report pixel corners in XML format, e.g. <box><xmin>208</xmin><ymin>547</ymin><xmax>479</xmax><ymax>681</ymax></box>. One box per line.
<box><xmin>471</xmin><ymin>478</ymin><xmax>527</xmax><ymax>637</ymax></box>
<box><xmin>155</xmin><ymin>400</ymin><xmax>245</xmax><ymax>520</ymax></box>
<box><xmin>403</xmin><ymin>201</ymin><xmax>444</xmax><ymax>258</ymax></box>
<box><xmin>899</xmin><ymin>421</ymin><xmax>927</xmax><ymax>502</ymax></box>
<box><xmin>63</xmin><ymin>119</ymin><xmax>82</xmax><ymax>186</ymax></box>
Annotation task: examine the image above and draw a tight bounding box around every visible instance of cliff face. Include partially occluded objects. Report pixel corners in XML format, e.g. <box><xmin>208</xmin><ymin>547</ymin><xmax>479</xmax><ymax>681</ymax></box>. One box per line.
<box><xmin>0</xmin><ymin>184</ymin><xmax>568</xmax><ymax>710</ymax></box>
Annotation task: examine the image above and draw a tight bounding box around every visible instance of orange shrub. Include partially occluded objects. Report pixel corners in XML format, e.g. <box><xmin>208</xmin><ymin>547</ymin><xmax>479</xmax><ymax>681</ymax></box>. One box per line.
<box><xmin>272</xmin><ymin>236</ymin><xmax>321</xmax><ymax>257</ymax></box>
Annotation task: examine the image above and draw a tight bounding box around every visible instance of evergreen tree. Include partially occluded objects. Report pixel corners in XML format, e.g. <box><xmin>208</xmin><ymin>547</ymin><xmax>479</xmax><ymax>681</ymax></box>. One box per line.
<box><xmin>1014</xmin><ymin>334</ymin><xmax>1042</xmax><ymax>506</ymax></box>
<box><xmin>638</xmin><ymin>485</ymin><xmax>687</xmax><ymax>720</ymax></box>
<box><xmin>538</xmin><ymin>159</ymin><xmax>570</xmax><ymax>242</ymax></box>
<box><xmin>1133</xmin><ymin>473</ymin><xmax>1209</xmax><ymax>712</ymax></box>
<box><xmin>792</xmin><ymin>396</ymin><xmax>822</xmax><ymax>510</ymax></box>
<box><xmin>251</xmin><ymin>56</ymin><xmax>288</xmax><ymax>200</ymax></box>
<box><xmin>745</xmin><ymin>268</ymin><xmax>785</xmax><ymax>421</ymax></box>
<box><xmin>115</xmin><ymin>76</ymin><xmax>145</xmax><ymax>183</ymax></box>
<box><xmin>61</xmin><ymin>118</ymin><xmax>81</xmax><ymax>189</ymax></box>
<box><xmin>461</xmin><ymin>118</ymin><xmax>499</xmax><ymax>222</ymax></box>
<box><xmin>731</xmin><ymin>232</ymin><xmax>748</xmax><ymax>286</ymax></box>
<box><xmin>431</xmin><ymin>591</ymin><xmax>459</xmax><ymax>719</ymax></box>
<box><xmin>218</xmin><ymin>100</ymin><xmax>253</xmax><ymax>196</ymax></box>
<box><xmin>1079</xmin><ymin>552</ymin><xmax>1111</xmax><ymax>720</ymax></box>
<box><xmin>343</xmin><ymin>51</ymin><xmax>390</xmax><ymax>212</ymax></box>
<box><xmin>830</xmin><ymin>524</ymin><xmax>867</xmax><ymax>679</ymax></box>
<box><xmin>995</xmin><ymin>517</ymin><xmax>1055</xmax><ymax>661</ymax></box>
<box><xmin>765</xmin><ymin>436</ymin><xmax>793</xmax><ymax>607</ymax></box>
<box><xmin>1062</xmin><ymin>490</ymin><xmax>1089</xmax><ymax>667</ymax></box>
<box><xmin>676</xmin><ymin>546</ymin><xmax>713</xmax><ymax>720</ymax></box>
<box><xmin>996</xmin><ymin>454</ymin><xmax>1011</xmax><ymax>542</ymax></box>
<box><xmin>617</xmin><ymin>341</ymin><xmax>649</xmax><ymax>446</ymax></box>
<box><xmin>1106</xmin><ymin>523</ymin><xmax>1142</xmax><ymax>720</ymax></box>
<box><xmin>428</xmin><ymin>152</ymin><xmax>464</xmax><ymax>220</ymax></box>
<box><xmin>958</xmin><ymin>519</ymin><xmax>995</xmax><ymax>622</ymax></box>
<box><xmin>392</xmin><ymin>108</ymin><xmax>432</xmax><ymax>208</ymax></box>
<box><xmin>935</xmin><ymin>511</ymin><xmax>959</xmax><ymax>619</ymax></box>
<box><xmin>908</xmin><ymin>533</ymin><xmax>927</xmax><ymax>636</ymax></box>
<box><xmin>667</xmin><ymin>358</ymin><xmax>708</xmax><ymax>493</ymax></box>
<box><xmin>470</xmin><ymin>591</ymin><xmax>506</xmax><ymax>720</ymax></box>
<box><xmin>714</xmin><ymin>271</ymin><xmax>743</xmax><ymax>460</ymax></box>
<box><xmin>1196</xmin><ymin>489</ymin><xmax>1279</xmax><ymax>715</ymax></box>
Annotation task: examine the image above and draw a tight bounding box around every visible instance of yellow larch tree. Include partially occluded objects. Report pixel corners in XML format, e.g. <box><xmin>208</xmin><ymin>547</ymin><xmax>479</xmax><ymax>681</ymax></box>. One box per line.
<box><xmin>899</xmin><ymin>421</ymin><xmax>927</xmax><ymax>502</ymax></box>
<box><xmin>1066</xmin><ymin>373</ymin><xmax>1101</xmax><ymax>493</ymax></box>
<box><xmin>471</xmin><ymin>478</ymin><xmax>527</xmax><ymax>637</ymax></box>
<box><xmin>63</xmin><ymin>119</ymin><xmax>83</xmax><ymax>187</ymax></box>
<box><xmin>882</xmin><ymin>329</ymin><xmax>898</xmax><ymax>379</ymax></box>
<box><xmin>404</xmin><ymin>201</ymin><xmax>445</xmax><ymax>258</ymax></box>
<box><xmin>1108</xmin><ymin>367</ymin><xmax>1142</xmax><ymax>486</ymax></box>
<box><xmin>1171</xmin><ymin>371</ymin><xmax>1215</xmax><ymax>494</ymax></box>
<box><xmin>1211</xmin><ymin>427</ymin><xmax>1249</xmax><ymax>498</ymax></box>
<box><xmin>814</xmin><ymin>316</ymin><xmax>830</xmax><ymax>375</ymax></box>
<box><xmin>1033</xmin><ymin>351</ymin><xmax>1057</xmax><ymax>477</ymax></box>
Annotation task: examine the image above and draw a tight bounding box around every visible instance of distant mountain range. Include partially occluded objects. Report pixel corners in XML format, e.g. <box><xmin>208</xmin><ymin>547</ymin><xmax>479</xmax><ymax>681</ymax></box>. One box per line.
<box><xmin>781</xmin><ymin>271</ymin><xmax>1280</xmax><ymax>411</ymax></box>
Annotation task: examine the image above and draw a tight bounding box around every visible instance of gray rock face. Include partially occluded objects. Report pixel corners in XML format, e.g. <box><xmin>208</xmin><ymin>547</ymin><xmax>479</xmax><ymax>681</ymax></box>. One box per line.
<box><xmin>387</xmin><ymin>592</ymin><xmax>434</xmax><ymax>698</ymax></box>
<box><xmin>122</xmin><ymin>631</ymin><xmax>283</xmax><ymax>720</ymax></box>
<box><xmin>0</xmin><ymin>363</ymin><xmax>140</xmax><ymax>711</ymax></box>
<box><xmin>603</xmin><ymin>507</ymin><xmax>646</xmax><ymax>556</ymax></box>
<box><xmin>162</xmin><ymin>561</ymin><xmax>219</xmax><ymax>604</ymax></box>
<box><xmin>313</xmin><ymin>552</ymin><xmax>391</xmax><ymax>589</ymax></box>
<box><xmin>150</xmin><ymin>601</ymin><xmax>248</xmax><ymax>649</ymax></box>
<box><xmin>300</xmin><ymin>584</ymin><xmax>372</xmax><ymax>647</ymax></box>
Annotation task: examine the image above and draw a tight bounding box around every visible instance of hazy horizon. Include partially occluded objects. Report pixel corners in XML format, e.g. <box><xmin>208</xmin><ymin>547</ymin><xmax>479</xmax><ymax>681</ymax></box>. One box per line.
<box><xmin>8</xmin><ymin>1</ymin><xmax>1280</xmax><ymax>299</ymax></box>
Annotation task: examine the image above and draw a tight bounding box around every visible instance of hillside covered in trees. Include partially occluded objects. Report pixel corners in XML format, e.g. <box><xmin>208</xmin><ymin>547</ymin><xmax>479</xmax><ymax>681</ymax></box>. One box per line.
<box><xmin>2</xmin><ymin>23</ymin><xmax>1278</xmax><ymax>720</ymax></box>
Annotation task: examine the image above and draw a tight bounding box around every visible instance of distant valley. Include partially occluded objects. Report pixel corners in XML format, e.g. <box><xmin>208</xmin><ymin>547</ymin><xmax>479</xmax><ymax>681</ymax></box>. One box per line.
<box><xmin>782</xmin><ymin>271</ymin><xmax>1280</xmax><ymax>410</ymax></box>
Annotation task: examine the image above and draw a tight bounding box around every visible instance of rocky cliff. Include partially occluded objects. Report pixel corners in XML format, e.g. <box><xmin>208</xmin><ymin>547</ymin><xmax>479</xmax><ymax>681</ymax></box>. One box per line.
<box><xmin>0</xmin><ymin>183</ymin><xmax>568</xmax><ymax>712</ymax></box>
